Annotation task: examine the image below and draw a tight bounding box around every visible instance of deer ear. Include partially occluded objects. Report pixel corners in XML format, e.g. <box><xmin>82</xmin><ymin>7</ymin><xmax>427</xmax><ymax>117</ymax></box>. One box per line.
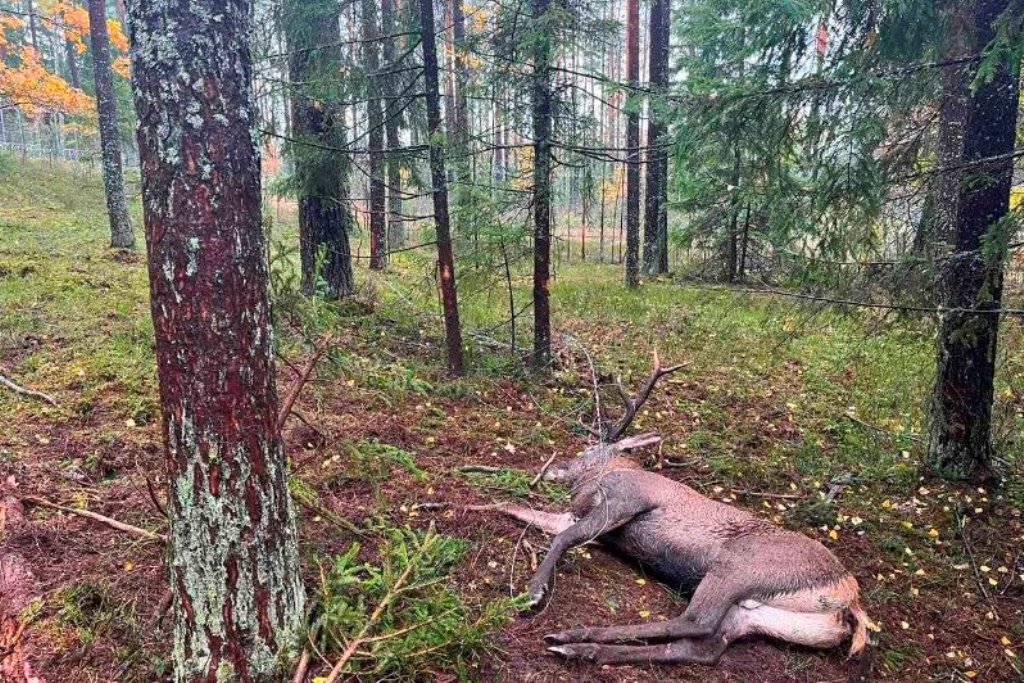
<box><xmin>612</xmin><ymin>433</ymin><xmax>662</xmax><ymax>452</ymax></box>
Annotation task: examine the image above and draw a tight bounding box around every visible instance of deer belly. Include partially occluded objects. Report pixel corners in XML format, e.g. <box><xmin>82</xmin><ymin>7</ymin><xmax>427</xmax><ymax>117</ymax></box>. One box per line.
<box><xmin>603</xmin><ymin>521</ymin><xmax>711</xmax><ymax>594</ymax></box>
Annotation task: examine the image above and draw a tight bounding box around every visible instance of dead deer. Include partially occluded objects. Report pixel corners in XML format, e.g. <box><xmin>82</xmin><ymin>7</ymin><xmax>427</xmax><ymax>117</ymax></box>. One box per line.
<box><xmin>477</xmin><ymin>353</ymin><xmax>869</xmax><ymax>666</ymax></box>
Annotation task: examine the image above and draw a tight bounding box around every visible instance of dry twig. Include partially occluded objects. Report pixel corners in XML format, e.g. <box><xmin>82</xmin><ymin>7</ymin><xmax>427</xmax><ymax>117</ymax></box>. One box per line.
<box><xmin>0</xmin><ymin>373</ymin><xmax>58</xmax><ymax>407</ymax></box>
<box><xmin>22</xmin><ymin>496</ymin><xmax>166</xmax><ymax>542</ymax></box>
<box><xmin>529</xmin><ymin>453</ymin><xmax>558</xmax><ymax>488</ymax></box>
<box><xmin>955</xmin><ymin>506</ymin><xmax>999</xmax><ymax>621</ymax></box>
<box><xmin>277</xmin><ymin>343</ymin><xmax>331</xmax><ymax>433</ymax></box>
<box><xmin>456</xmin><ymin>465</ymin><xmax>504</xmax><ymax>475</ymax></box>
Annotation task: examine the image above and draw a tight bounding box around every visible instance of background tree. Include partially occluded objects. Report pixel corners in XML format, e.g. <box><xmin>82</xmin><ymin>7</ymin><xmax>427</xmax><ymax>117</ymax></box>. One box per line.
<box><xmin>381</xmin><ymin>0</ymin><xmax>404</xmax><ymax>249</ymax></box>
<box><xmin>87</xmin><ymin>0</ymin><xmax>133</xmax><ymax>249</ymax></box>
<box><xmin>126</xmin><ymin>0</ymin><xmax>305</xmax><ymax>679</ymax></box>
<box><xmin>928</xmin><ymin>0</ymin><xmax>1021</xmax><ymax>481</ymax></box>
<box><xmin>531</xmin><ymin>0</ymin><xmax>553</xmax><ymax>367</ymax></box>
<box><xmin>284</xmin><ymin>0</ymin><xmax>354</xmax><ymax>298</ymax></box>
<box><xmin>363</xmin><ymin>0</ymin><xmax>387</xmax><ymax>270</ymax></box>
<box><xmin>623</xmin><ymin>0</ymin><xmax>640</xmax><ymax>288</ymax></box>
<box><xmin>420</xmin><ymin>0</ymin><xmax>464</xmax><ymax>375</ymax></box>
<box><xmin>642</xmin><ymin>0</ymin><xmax>669</xmax><ymax>275</ymax></box>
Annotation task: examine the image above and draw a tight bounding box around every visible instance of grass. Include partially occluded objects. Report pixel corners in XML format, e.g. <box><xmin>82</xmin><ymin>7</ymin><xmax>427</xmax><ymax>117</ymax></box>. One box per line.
<box><xmin>3</xmin><ymin>159</ymin><xmax>1024</xmax><ymax>681</ymax></box>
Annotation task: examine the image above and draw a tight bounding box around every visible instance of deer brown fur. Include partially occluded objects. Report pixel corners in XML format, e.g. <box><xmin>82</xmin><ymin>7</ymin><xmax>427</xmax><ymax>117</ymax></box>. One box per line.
<box><xmin>480</xmin><ymin>357</ymin><xmax>869</xmax><ymax>667</ymax></box>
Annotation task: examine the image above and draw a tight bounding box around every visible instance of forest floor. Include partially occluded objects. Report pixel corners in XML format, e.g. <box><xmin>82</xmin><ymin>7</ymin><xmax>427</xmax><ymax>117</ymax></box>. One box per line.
<box><xmin>2</xmin><ymin>158</ymin><xmax>1024</xmax><ymax>682</ymax></box>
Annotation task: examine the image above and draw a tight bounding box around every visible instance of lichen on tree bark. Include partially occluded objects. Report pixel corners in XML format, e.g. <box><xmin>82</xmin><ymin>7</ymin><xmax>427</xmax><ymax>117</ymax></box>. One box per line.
<box><xmin>126</xmin><ymin>0</ymin><xmax>305</xmax><ymax>680</ymax></box>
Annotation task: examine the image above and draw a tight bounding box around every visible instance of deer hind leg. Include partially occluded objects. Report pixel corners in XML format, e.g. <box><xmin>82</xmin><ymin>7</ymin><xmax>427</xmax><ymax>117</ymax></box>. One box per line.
<box><xmin>722</xmin><ymin>601</ymin><xmax>851</xmax><ymax>650</ymax></box>
<box><xmin>548</xmin><ymin>635</ymin><xmax>728</xmax><ymax>666</ymax></box>
<box><xmin>545</xmin><ymin>562</ymin><xmax>756</xmax><ymax>645</ymax></box>
<box><xmin>548</xmin><ymin>600</ymin><xmax>847</xmax><ymax>666</ymax></box>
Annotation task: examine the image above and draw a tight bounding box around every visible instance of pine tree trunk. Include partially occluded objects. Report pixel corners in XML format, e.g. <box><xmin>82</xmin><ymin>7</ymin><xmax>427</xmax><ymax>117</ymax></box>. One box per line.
<box><xmin>364</xmin><ymin>0</ymin><xmax>387</xmax><ymax>269</ymax></box>
<box><xmin>420</xmin><ymin>0</ymin><xmax>465</xmax><ymax>375</ymax></box>
<box><xmin>641</xmin><ymin>0</ymin><xmax>668</xmax><ymax>276</ymax></box>
<box><xmin>285</xmin><ymin>0</ymin><xmax>354</xmax><ymax>299</ymax></box>
<box><xmin>65</xmin><ymin>37</ymin><xmax>81</xmax><ymax>90</ymax></box>
<box><xmin>451</xmin><ymin>0</ymin><xmax>470</xmax><ymax>168</ymax></box>
<box><xmin>88</xmin><ymin>0</ymin><xmax>134</xmax><ymax>249</ymax></box>
<box><xmin>624</xmin><ymin>0</ymin><xmax>641</xmax><ymax>288</ymax></box>
<box><xmin>382</xmin><ymin>0</ymin><xmax>405</xmax><ymax>249</ymax></box>
<box><xmin>126</xmin><ymin>2</ymin><xmax>306</xmax><ymax>680</ymax></box>
<box><xmin>725</xmin><ymin>143</ymin><xmax>741</xmax><ymax>282</ymax></box>
<box><xmin>928</xmin><ymin>0</ymin><xmax>1019</xmax><ymax>482</ymax></box>
<box><xmin>531</xmin><ymin>0</ymin><xmax>553</xmax><ymax>368</ymax></box>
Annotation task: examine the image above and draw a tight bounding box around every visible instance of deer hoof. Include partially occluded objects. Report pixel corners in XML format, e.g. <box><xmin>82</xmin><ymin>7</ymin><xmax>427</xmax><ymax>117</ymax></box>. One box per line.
<box><xmin>524</xmin><ymin>582</ymin><xmax>547</xmax><ymax>610</ymax></box>
<box><xmin>548</xmin><ymin>643</ymin><xmax>599</xmax><ymax>662</ymax></box>
<box><xmin>543</xmin><ymin>630</ymin><xmax>580</xmax><ymax>645</ymax></box>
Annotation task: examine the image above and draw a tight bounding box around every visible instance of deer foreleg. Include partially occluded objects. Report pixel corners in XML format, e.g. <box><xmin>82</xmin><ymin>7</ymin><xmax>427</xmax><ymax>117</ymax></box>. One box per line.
<box><xmin>526</xmin><ymin>499</ymin><xmax>647</xmax><ymax>607</ymax></box>
<box><xmin>466</xmin><ymin>503</ymin><xmax>575</xmax><ymax>535</ymax></box>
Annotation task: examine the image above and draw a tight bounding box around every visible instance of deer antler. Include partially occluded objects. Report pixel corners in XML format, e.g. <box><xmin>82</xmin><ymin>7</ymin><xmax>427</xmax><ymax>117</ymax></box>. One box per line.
<box><xmin>601</xmin><ymin>350</ymin><xmax>685</xmax><ymax>442</ymax></box>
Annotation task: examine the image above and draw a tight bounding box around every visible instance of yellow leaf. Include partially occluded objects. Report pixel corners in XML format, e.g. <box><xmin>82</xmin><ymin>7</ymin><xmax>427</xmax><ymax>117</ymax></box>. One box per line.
<box><xmin>828</xmin><ymin>530</ymin><xmax>839</xmax><ymax>541</ymax></box>
<box><xmin>635</xmin><ymin>578</ymin><xmax>646</xmax><ymax>586</ymax></box>
<box><xmin>639</xmin><ymin>610</ymin><xmax>651</xmax><ymax>619</ymax></box>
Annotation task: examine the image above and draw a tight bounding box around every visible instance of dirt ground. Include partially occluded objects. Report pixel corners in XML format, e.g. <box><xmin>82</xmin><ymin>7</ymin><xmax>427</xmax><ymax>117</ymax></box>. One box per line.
<box><xmin>4</xmin><ymin>327</ymin><xmax>1022</xmax><ymax>682</ymax></box>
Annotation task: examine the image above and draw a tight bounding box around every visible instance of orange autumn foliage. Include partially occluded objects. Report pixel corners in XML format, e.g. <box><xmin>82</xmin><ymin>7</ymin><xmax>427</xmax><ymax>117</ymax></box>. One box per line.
<box><xmin>1</xmin><ymin>1</ymin><xmax>131</xmax><ymax>118</ymax></box>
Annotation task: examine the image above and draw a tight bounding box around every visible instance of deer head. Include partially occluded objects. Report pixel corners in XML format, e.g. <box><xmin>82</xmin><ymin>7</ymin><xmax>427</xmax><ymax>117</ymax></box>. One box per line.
<box><xmin>545</xmin><ymin>351</ymin><xmax>685</xmax><ymax>487</ymax></box>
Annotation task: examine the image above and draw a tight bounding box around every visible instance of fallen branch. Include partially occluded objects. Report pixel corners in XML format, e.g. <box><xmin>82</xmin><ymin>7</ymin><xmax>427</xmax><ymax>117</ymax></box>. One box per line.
<box><xmin>277</xmin><ymin>344</ymin><xmax>331</xmax><ymax>433</ymax></box>
<box><xmin>411</xmin><ymin>502</ymin><xmax>449</xmax><ymax>511</ymax></box>
<box><xmin>955</xmin><ymin>506</ymin><xmax>999</xmax><ymax>621</ymax></box>
<box><xmin>291</xmin><ymin>647</ymin><xmax>311</xmax><ymax>683</ymax></box>
<box><xmin>293</xmin><ymin>496</ymin><xmax>363</xmax><ymax>537</ymax></box>
<box><xmin>149</xmin><ymin>590</ymin><xmax>173</xmax><ymax>629</ymax></box>
<box><xmin>732</xmin><ymin>489</ymin><xmax>802</xmax><ymax>501</ymax></box>
<box><xmin>22</xmin><ymin>496</ymin><xmax>166</xmax><ymax>543</ymax></box>
<box><xmin>0</xmin><ymin>373</ymin><xmax>58</xmax><ymax>407</ymax></box>
<box><xmin>529</xmin><ymin>453</ymin><xmax>558</xmax><ymax>489</ymax></box>
<box><xmin>456</xmin><ymin>465</ymin><xmax>505</xmax><ymax>475</ymax></box>
<box><xmin>843</xmin><ymin>413</ymin><xmax>921</xmax><ymax>443</ymax></box>
<box><xmin>323</xmin><ymin>544</ymin><xmax>422</xmax><ymax>683</ymax></box>
<box><xmin>144</xmin><ymin>477</ymin><xmax>168</xmax><ymax>519</ymax></box>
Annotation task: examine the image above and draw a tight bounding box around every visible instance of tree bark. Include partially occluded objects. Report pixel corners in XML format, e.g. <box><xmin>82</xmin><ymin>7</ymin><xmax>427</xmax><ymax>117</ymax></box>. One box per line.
<box><xmin>531</xmin><ymin>0</ymin><xmax>553</xmax><ymax>368</ymax></box>
<box><xmin>624</xmin><ymin>0</ymin><xmax>641</xmax><ymax>288</ymax></box>
<box><xmin>285</xmin><ymin>0</ymin><xmax>354</xmax><ymax>299</ymax></box>
<box><xmin>88</xmin><ymin>0</ymin><xmax>134</xmax><ymax>249</ymax></box>
<box><xmin>364</xmin><ymin>0</ymin><xmax>387</xmax><ymax>270</ymax></box>
<box><xmin>451</xmin><ymin>0</ymin><xmax>470</xmax><ymax>173</ymax></box>
<box><xmin>935</xmin><ymin>1</ymin><xmax>972</xmax><ymax>249</ymax></box>
<box><xmin>382</xmin><ymin>0</ymin><xmax>404</xmax><ymax>250</ymax></box>
<box><xmin>916</xmin><ymin>1</ymin><xmax>972</xmax><ymax>252</ymax></box>
<box><xmin>126</xmin><ymin>1</ymin><xmax>306</xmax><ymax>680</ymax></box>
<box><xmin>928</xmin><ymin>0</ymin><xmax>1019</xmax><ymax>482</ymax></box>
<box><xmin>725</xmin><ymin>144</ymin><xmax>741</xmax><ymax>282</ymax></box>
<box><xmin>641</xmin><ymin>0</ymin><xmax>668</xmax><ymax>276</ymax></box>
<box><xmin>65</xmin><ymin>37</ymin><xmax>81</xmax><ymax>90</ymax></box>
<box><xmin>420</xmin><ymin>0</ymin><xmax>465</xmax><ymax>375</ymax></box>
